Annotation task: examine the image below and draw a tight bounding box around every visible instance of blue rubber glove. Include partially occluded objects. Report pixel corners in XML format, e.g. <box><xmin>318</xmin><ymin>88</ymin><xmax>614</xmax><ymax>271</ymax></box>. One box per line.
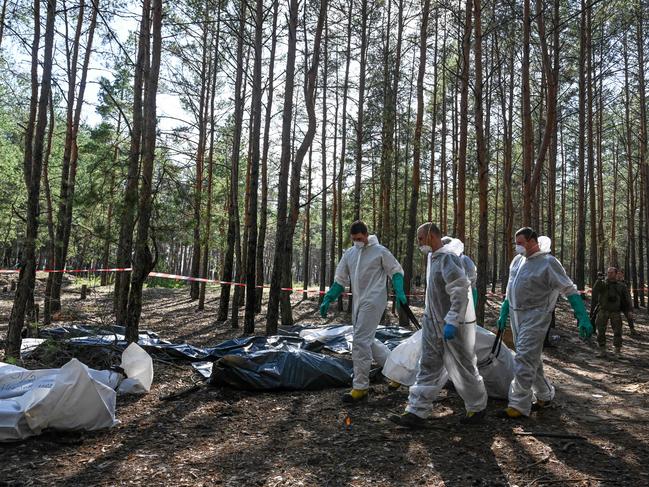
<box><xmin>391</xmin><ymin>273</ymin><xmax>407</xmax><ymax>307</ymax></box>
<box><xmin>497</xmin><ymin>298</ymin><xmax>510</xmax><ymax>331</ymax></box>
<box><xmin>567</xmin><ymin>293</ymin><xmax>593</xmax><ymax>339</ymax></box>
<box><xmin>443</xmin><ymin>323</ymin><xmax>457</xmax><ymax>340</ymax></box>
<box><xmin>472</xmin><ymin>288</ymin><xmax>479</xmax><ymax>307</ymax></box>
<box><xmin>320</xmin><ymin>282</ymin><xmax>344</xmax><ymax>317</ymax></box>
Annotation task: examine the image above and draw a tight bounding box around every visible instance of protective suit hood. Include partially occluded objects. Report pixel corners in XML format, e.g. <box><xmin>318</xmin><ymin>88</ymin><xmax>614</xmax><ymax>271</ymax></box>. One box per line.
<box><xmin>442</xmin><ymin>236</ymin><xmax>465</xmax><ymax>256</ymax></box>
<box><xmin>367</xmin><ymin>234</ymin><xmax>379</xmax><ymax>246</ymax></box>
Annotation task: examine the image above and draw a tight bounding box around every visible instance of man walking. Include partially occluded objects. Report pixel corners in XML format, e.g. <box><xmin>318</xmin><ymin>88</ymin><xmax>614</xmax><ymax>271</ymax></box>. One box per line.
<box><xmin>320</xmin><ymin>220</ymin><xmax>406</xmax><ymax>403</ymax></box>
<box><xmin>391</xmin><ymin>223</ymin><xmax>488</xmax><ymax>426</ymax></box>
<box><xmin>592</xmin><ymin>267</ymin><xmax>632</xmax><ymax>356</ymax></box>
<box><xmin>497</xmin><ymin>227</ymin><xmax>593</xmax><ymax>418</ymax></box>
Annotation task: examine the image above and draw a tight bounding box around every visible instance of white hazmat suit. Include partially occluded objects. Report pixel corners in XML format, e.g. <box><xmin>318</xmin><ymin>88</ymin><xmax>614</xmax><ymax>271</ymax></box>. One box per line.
<box><xmin>505</xmin><ymin>242</ymin><xmax>579</xmax><ymax>415</ymax></box>
<box><xmin>461</xmin><ymin>255</ymin><xmax>477</xmax><ymax>290</ymax></box>
<box><xmin>334</xmin><ymin>235</ymin><xmax>403</xmax><ymax>390</ymax></box>
<box><xmin>406</xmin><ymin>246</ymin><xmax>488</xmax><ymax>418</ymax></box>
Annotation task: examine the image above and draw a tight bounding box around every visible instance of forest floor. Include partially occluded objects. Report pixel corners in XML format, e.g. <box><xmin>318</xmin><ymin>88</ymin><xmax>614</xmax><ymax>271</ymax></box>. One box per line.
<box><xmin>1</xmin><ymin>275</ymin><xmax>649</xmax><ymax>486</ymax></box>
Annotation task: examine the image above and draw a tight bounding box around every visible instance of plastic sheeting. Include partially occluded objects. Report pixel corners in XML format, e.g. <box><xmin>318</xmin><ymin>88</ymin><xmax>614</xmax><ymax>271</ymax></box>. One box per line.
<box><xmin>0</xmin><ymin>359</ymin><xmax>118</xmax><ymax>441</ymax></box>
<box><xmin>35</xmin><ymin>325</ymin><xmax>318</xmax><ymax>362</ymax></box>
<box><xmin>205</xmin><ymin>325</ymin><xmax>415</xmax><ymax>391</ymax></box>
<box><xmin>0</xmin><ymin>343</ymin><xmax>153</xmax><ymax>441</ymax></box>
<box><xmin>118</xmin><ymin>343</ymin><xmax>154</xmax><ymax>394</ymax></box>
<box><xmin>209</xmin><ymin>349</ymin><xmax>354</xmax><ymax>391</ymax></box>
<box><xmin>382</xmin><ymin>326</ymin><xmax>514</xmax><ymax>399</ymax></box>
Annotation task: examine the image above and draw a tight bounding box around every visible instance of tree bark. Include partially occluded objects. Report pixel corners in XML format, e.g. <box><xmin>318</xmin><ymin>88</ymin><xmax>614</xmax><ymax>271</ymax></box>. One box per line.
<box><xmin>403</xmin><ymin>0</ymin><xmax>430</xmax><ymax>324</ymax></box>
<box><xmin>124</xmin><ymin>0</ymin><xmax>162</xmax><ymax>342</ymax></box>
<box><xmin>266</xmin><ymin>0</ymin><xmax>301</xmax><ymax>334</ymax></box>
<box><xmin>217</xmin><ymin>1</ymin><xmax>246</xmax><ymax>323</ymax></box>
<box><xmin>456</xmin><ymin>0</ymin><xmax>472</xmax><ymax>241</ymax></box>
<box><xmin>353</xmin><ymin>0</ymin><xmax>368</xmax><ymax>220</ymax></box>
<box><xmin>255</xmin><ymin>0</ymin><xmax>278</xmax><ymax>313</ymax></box>
<box><xmin>45</xmin><ymin>0</ymin><xmax>99</xmax><ymax>322</ymax></box>
<box><xmin>473</xmin><ymin>0</ymin><xmax>488</xmax><ymax>323</ymax></box>
<box><xmin>637</xmin><ymin>0</ymin><xmax>648</xmax><ymax>312</ymax></box>
<box><xmin>521</xmin><ymin>0</ymin><xmax>533</xmax><ymax>226</ymax></box>
<box><xmin>114</xmin><ymin>0</ymin><xmax>149</xmax><ymax>323</ymax></box>
<box><xmin>5</xmin><ymin>0</ymin><xmax>56</xmax><ymax>359</ymax></box>
<box><xmin>575</xmin><ymin>0</ymin><xmax>587</xmax><ymax>290</ymax></box>
<box><xmin>190</xmin><ymin>6</ymin><xmax>212</xmax><ymax>301</ymax></box>
<box><xmin>199</xmin><ymin>6</ymin><xmax>221</xmax><ymax>311</ymax></box>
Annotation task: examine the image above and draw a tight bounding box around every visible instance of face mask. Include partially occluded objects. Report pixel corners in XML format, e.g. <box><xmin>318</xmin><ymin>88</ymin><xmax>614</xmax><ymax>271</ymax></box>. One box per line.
<box><xmin>515</xmin><ymin>244</ymin><xmax>526</xmax><ymax>256</ymax></box>
<box><xmin>353</xmin><ymin>241</ymin><xmax>365</xmax><ymax>249</ymax></box>
<box><xmin>419</xmin><ymin>245</ymin><xmax>432</xmax><ymax>254</ymax></box>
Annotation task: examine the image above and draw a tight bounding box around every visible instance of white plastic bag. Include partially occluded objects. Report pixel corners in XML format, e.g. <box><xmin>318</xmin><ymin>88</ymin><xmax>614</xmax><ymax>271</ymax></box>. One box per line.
<box><xmin>117</xmin><ymin>342</ymin><xmax>153</xmax><ymax>394</ymax></box>
<box><xmin>381</xmin><ymin>329</ymin><xmax>423</xmax><ymax>386</ymax></box>
<box><xmin>382</xmin><ymin>325</ymin><xmax>515</xmax><ymax>398</ymax></box>
<box><xmin>0</xmin><ymin>359</ymin><xmax>117</xmax><ymax>441</ymax></box>
<box><xmin>475</xmin><ymin>327</ymin><xmax>515</xmax><ymax>399</ymax></box>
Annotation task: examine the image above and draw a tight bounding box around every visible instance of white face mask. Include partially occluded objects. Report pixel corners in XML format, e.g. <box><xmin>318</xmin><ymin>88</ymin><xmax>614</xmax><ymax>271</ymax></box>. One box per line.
<box><xmin>419</xmin><ymin>245</ymin><xmax>432</xmax><ymax>254</ymax></box>
<box><xmin>515</xmin><ymin>244</ymin><xmax>526</xmax><ymax>256</ymax></box>
<box><xmin>353</xmin><ymin>241</ymin><xmax>365</xmax><ymax>249</ymax></box>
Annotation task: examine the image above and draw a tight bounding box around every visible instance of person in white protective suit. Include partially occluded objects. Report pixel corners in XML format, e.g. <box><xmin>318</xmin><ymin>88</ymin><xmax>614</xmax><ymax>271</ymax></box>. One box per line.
<box><xmin>390</xmin><ymin>223</ymin><xmax>488</xmax><ymax>426</ymax></box>
<box><xmin>497</xmin><ymin>227</ymin><xmax>593</xmax><ymax>418</ymax></box>
<box><xmin>442</xmin><ymin>236</ymin><xmax>478</xmax><ymax>307</ymax></box>
<box><xmin>320</xmin><ymin>220</ymin><xmax>406</xmax><ymax>403</ymax></box>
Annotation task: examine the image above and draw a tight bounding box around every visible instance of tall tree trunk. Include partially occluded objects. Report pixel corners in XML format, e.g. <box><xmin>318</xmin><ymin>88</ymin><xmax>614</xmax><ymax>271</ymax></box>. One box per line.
<box><xmin>529</xmin><ymin>0</ymin><xmax>558</xmax><ymax>226</ymax></box>
<box><xmin>124</xmin><ymin>0</ymin><xmax>162</xmax><ymax>342</ymax></box>
<box><xmin>575</xmin><ymin>0</ymin><xmax>587</xmax><ymax>290</ymax></box>
<box><xmin>217</xmin><ymin>2</ymin><xmax>246</xmax><ymax>323</ymax></box>
<box><xmin>43</xmin><ymin>92</ymin><xmax>56</xmax><ymax>275</ymax></box>
<box><xmin>353</xmin><ymin>0</ymin><xmax>368</xmax><ymax>220</ymax></box>
<box><xmin>255</xmin><ymin>0</ymin><xmax>278</xmax><ymax>313</ymax></box>
<box><xmin>496</xmin><ymin>21</ymin><xmax>514</xmax><ymax>291</ymax></box>
<box><xmin>199</xmin><ymin>7</ymin><xmax>221</xmax><ymax>311</ymax></box>
<box><xmin>586</xmin><ymin>4</ymin><xmax>597</xmax><ymax>284</ymax></box>
<box><xmin>319</xmin><ymin>17</ymin><xmax>328</xmax><ymax>300</ymax></box>
<box><xmin>46</xmin><ymin>0</ymin><xmax>99</xmax><ymax>321</ymax></box>
<box><xmin>242</xmin><ymin>0</ymin><xmax>265</xmax><ymax>333</ymax></box>
<box><xmin>428</xmin><ymin>9</ymin><xmax>439</xmax><ymax>222</ymax></box>
<box><xmin>403</xmin><ymin>0</ymin><xmax>431</xmax><ymax>318</ymax></box>
<box><xmin>302</xmin><ymin>148</ymin><xmax>313</xmax><ymax>300</ymax></box>
<box><xmin>637</xmin><ymin>0</ymin><xmax>648</xmax><ymax>312</ymax></box>
<box><xmin>281</xmin><ymin>0</ymin><xmax>329</xmax><ymax>326</ymax></box>
<box><xmin>266</xmin><ymin>0</ymin><xmax>300</xmax><ymax>334</ymax></box>
<box><xmin>625</xmin><ymin>52</ymin><xmax>638</xmax><ymax>307</ymax></box>
<box><xmin>329</xmin><ymin>46</ymin><xmax>339</xmax><ymax>288</ymax></box>
<box><xmin>473</xmin><ymin>0</ymin><xmax>488</xmax><ymax>323</ymax></box>
<box><xmin>190</xmin><ymin>8</ymin><xmax>212</xmax><ymax>301</ymax></box>
<box><xmin>5</xmin><ymin>0</ymin><xmax>56</xmax><ymax>359</ymax></box>
<box><xmin>440</xmin><ymin>22</ymin><xmax>448</xmax><ymax>234</ymax></box>
<box><xmin>114</xmin><ymin>0</ymin><xmax>149</xmax><ymax>323</ymax></box>
<box><xmin>336</xmin><ymin>0</ymin><xmax>352</xmax><ymax>311</ymax></box>
<box><xmin>379</xmin><ymin>0</ymin><xmax>403</xmax><ymax>246</ymax></box>
<box><xmin>596</xmin><ymin>29</ymin><xmax>605</xmax><ymax>270</ymax></box>
<box><xmin>521</xmin><ymin>0</ymin><xmax>533</xmax><ymax>225</ymax></box>
<box><xmin>456</xmin><ymin>0</ymin><xmax>472</xmax><ymax>241</ymax></box>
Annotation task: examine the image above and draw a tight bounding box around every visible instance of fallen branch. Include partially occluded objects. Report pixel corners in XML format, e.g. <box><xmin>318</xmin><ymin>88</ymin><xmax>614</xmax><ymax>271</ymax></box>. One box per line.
<box><xmin>514</xmin><ymin>431</ymin><xmax>586</xmax><ymax>440</ymax></box>
<box><xmin>516</xmin><ymin>454</ymin><xmax>550</xmax><ymax>472</ymax></box>
<box><xmin>160</xmin><ymin>384</ymin><xmax>203</xmax><ymax>401</ymax></box>
<box><xmin>527</xmin><ymin>478</ymin><xmax>607</xmax><ymax>486</ymax></box>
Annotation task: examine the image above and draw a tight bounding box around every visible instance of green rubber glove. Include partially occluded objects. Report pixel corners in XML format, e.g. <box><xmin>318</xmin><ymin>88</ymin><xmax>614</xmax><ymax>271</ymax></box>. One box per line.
<box><xmin>391</xmin><ymin>273</ymin><xmax>407</xmax><ymax>307</ymax></box>
<box><xmin>320</xmin><ymin>282</ymin><xmax>344</xmax><ymax>317</ymax></box>
<box><xmin>497</xmin><ymin>298</ymin><xmax>510</xmax><ymax>331</ymax></box>
<box><xmin>472</xmin><ymin>288</ymin><xmax>479</xmax><ymax>307</ymax></box>
<box><xmin>567</xmin><ymin>293</ymin><xmax>593</xmax><ymax>339</ymax></box>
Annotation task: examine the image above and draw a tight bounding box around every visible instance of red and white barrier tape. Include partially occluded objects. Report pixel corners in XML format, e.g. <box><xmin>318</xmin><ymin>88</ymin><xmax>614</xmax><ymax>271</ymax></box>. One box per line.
<box><xmin>2</xmin><ymin>267</ymin><xmax>649</xmax><ymax>298</ymax></box>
